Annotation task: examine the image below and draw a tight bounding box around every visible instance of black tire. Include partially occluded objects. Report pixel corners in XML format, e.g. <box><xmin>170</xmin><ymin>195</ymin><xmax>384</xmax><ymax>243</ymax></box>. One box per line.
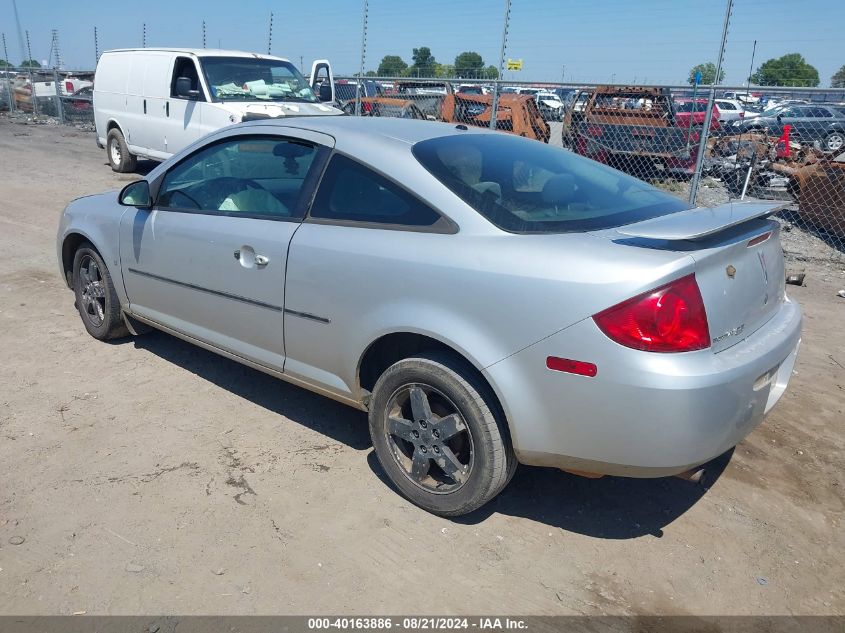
<box><xmin>72</xmin><ymin>242</ymin><xmax>129</xmax><ymax>340</ymax></box>
<box><xmin>369</xmin><ymin>351</ymin><xmax>516</xmax><ymax>517</ymax></box>
<box><xmin>106</xmin><ymin>128</ymin><xmax>137</xmax><ymax>173</ymax></box>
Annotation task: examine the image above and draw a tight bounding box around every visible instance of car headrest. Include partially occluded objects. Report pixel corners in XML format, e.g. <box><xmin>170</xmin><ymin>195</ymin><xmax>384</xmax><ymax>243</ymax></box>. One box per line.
<box><xmin>541</xmin><ymin>174</ymin><xmax>577</xmax><ymax>204</ymax></box>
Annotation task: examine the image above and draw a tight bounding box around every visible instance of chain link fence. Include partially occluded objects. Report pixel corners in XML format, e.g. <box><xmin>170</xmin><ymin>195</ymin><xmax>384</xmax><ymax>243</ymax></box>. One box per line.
<box><xmin>326</xmin><ymin>76</ymin><xmax>845</xmax><ymax>263</ymax></box>
<box><xmin>0</xmin><ymin>66</ymin><xmax>95</xmax><ymax>127</ymax></box>
<box><xmin>1</xmin><ymin>67</ymin><xmax>843</xmax><ymax>264</ymax></box>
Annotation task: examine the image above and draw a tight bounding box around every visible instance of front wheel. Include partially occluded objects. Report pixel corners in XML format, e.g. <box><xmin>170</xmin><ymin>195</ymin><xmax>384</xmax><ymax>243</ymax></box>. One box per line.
<box><xmin>369</xmin><ymin>352</ymin><xmax>516</xmax><ymax>516</ymax></box>
<box><xmin>106</xmin><ymin>128</ymin><xmax>137</xmax><ymax>173</ymax></box>
<box><xmin>72</xmin><ymin>243</ymin><xmax>129</xmax><ymax>340</ymax></box>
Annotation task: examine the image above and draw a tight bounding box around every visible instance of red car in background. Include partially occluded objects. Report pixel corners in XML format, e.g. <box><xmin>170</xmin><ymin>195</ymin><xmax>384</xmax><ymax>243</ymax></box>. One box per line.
<box><xmin>674</xmin><ymin>98</ymin><xmax>721</xmax><ymax>130</ymax></box>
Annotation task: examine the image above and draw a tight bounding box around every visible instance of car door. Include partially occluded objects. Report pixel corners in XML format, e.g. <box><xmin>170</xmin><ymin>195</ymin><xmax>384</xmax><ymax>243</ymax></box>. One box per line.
<box><xmin>284</xmin><ymin>153</ymin><xmax>456</xmax><ymax>400</ymax></box>
<box><xmin>119</xmin><ymin>130</ymin><xmax>332</xmax><ymax>371</ymax></box>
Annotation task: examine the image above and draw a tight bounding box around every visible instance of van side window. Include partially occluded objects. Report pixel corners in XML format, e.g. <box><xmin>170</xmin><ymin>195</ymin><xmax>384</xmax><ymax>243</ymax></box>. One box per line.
<box><xmin>171</xmin><ymin>57</ymin><xmax>204</xmax><ymax>101</ymax></box>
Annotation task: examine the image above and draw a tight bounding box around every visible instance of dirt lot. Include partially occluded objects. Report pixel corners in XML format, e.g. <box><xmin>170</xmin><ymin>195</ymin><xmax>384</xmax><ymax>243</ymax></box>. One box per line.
<box><xmin>0</xmin><ymin>117</ymin><xmax>843</xmax><ymax>616</ymax></box>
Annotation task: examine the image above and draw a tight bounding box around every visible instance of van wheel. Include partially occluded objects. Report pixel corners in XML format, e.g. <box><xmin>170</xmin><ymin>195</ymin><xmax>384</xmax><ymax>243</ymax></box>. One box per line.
<box><xmin>369</xmin><ymin>351</ymin><xmax>516</xmax><ymax>517</ymax></box>
<box><xmin>107</xmin><ymin>128</ymin><xmax>137</xmax><ymax>173</ymax></box>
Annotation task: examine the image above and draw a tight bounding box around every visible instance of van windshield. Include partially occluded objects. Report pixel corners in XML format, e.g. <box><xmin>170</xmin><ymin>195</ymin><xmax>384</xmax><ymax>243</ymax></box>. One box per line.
<box><xmin>200</xmin><ymin>57</ymin><xmax>317</xmax><ymax>103</ymax></box>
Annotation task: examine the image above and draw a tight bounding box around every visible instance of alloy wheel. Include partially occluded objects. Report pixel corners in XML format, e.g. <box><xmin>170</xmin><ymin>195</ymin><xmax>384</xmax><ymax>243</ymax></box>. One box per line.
<box><xmin>384</xmin><ymin>384</ymin><xmax>474</xmax><ymax>494</ymax></box>
<box><xmin>78</xmin><ymin>255</ymin><xmax>106</xmax><ymax>327</ymax></box>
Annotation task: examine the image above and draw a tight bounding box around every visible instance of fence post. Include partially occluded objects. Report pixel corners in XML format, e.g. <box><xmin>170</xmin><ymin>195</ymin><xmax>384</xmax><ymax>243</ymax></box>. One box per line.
<box><xmin>53</xmin><ymin>67</ymin><xmax>65</xmax><ymax>123</ymax></box>
<box><xmin>688</xmin><ymin>0</ymin><xmax>733</xmax><ymax>205</ymax></box>
<box><xmin>355</xmin><ymin>0</ymin><xmax>368</xmax><ymax>117</ymax></box>
<box><xmin>490</xmin><ymin>0</ymin><xmax>512</xmax><ymax>130</ymax></box>
<box><xmin>29</xmin><ymin>68</ymin><xmax>38</xmax><ymax>117</ymax></box>
<box><xmin>4</xmin><ymin>70</ymin><xmax>13</xmax><ymax>112</ymax></box>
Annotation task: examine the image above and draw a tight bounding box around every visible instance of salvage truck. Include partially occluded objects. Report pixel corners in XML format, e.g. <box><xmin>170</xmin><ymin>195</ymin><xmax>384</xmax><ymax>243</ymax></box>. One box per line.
<box><xmin>562</xmin><ymin>86</ymin><xmax>706</xmax><ymax>178</ymax></box>
<box><xmin>94</xmin><ymin>48</ymin><xmax>342</xmax><ymax>172</ymax></box>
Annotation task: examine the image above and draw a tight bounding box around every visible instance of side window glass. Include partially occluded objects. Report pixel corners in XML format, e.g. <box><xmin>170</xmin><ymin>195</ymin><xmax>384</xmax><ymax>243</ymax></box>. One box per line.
<box><xmin>158</xmin><ymin>137</ymin><xmax>318</xmax><ymax>219</ymax></box>
<box><xmin>171</xmin><ymin>57</ymin><xmax>203</xmax><ymax>100</ymax></box>
<box><xmin>310</xmin><ymin>154</ymin><xmax>441</xmax><ymax>227</ymax></box>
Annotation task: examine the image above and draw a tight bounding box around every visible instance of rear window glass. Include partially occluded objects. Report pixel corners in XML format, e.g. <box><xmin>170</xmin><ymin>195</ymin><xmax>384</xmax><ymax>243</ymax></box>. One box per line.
<box><xmin>412</xmin><ymin>134</ymin><xmax>689</xmax><ymax>234</ymax></box>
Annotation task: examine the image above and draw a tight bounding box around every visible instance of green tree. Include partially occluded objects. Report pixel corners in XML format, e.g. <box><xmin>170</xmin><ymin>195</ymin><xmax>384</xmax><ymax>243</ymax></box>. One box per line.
<box><xmin>376</xmin><ymin>55</ymin><xmax>407</xmax><ymax>77</ymax></box>
<box><xmin>831</xmin><ymin>65</ymin><xmax>845</xmax><ymax>88</ymax></box>
<box><xmin>408</xmin><ymin>46</ymin><xmax>436</xmax><ymax>78</ymax></box>
<box><xmin>687</xmin><ymin>62</ymin><xmax>725</xmax><ymax>86</ymax></box>
<box><xmin>0</xmin><ymin>59</ymin><xmax>11</xmax><ymax>68</ymax></box>
<box><xmin>433</xmin><ymin>63</ymin><xmax>455</xmax><ymax>78</ymax></box>
<box><xmin>364</xmin><ymin>70</ymin><xmax>377</xmax><ymax>77</ymax></box>
<box><xmin>20</xmin><ymin>59</ymin><xmax>41</xmax><ymax>68</ymax></box>
<box><xmin>483</xmin><ymin>65</ymin><xmax>499</xmax><ymax>80</ymax></box>
<box><xmin>751</xmin><ymin>53</ymin><xmax>819</xmax><ymax>87</ymax></box>
<box><xmin>454</xmin><ymin>51</ymin><xmax>484</xmax><ymax>78</ymax></box>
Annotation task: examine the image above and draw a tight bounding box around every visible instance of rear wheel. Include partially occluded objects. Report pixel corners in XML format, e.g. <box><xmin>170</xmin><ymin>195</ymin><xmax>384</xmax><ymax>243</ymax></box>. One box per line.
<box><xmin>107</xmin><ymin>128</ymin><xmax>137</xmax><ymax>173</ymax></box>
<box><xmin>72</xmin><ymin>243</ymin><xmax>129</xmax><ymax>340</ymax></box>
<box><xmin>369</xmin><ymin>352</ymin><xmax>516</xmax><ymax>516</ymax></box>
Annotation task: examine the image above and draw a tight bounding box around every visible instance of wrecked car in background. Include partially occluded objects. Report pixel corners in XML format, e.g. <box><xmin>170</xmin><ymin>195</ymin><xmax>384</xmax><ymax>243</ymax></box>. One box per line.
<box><xmin>441</xmin><ymin>92</ymin><xmax>550</xmax><ymax>142</ymax></box>
<box><xmin>341</xmin><ymin>97</ymin><xmax>426</xmax><ymax>120</ymax></box>
<box><xmin>562</xmin><ymin>86</ymin><xmax>704</xmax><ymax>177</ymax></box>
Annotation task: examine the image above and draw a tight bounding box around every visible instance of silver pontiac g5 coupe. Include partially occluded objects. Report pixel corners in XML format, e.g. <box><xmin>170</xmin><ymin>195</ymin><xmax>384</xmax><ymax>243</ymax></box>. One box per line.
<box><xmin>57</xmin><ymin>117</ymin><xmax>802</xmax><ymax>516</ymax></box>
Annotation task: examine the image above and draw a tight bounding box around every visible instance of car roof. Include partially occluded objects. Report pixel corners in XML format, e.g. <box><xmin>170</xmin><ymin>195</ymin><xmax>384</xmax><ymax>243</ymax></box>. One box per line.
<box><xmin>237</xmin><ymin>116</ymin><xmax>493</xmax><ymax>147</ymax></box>
<box><xmin>103</xmin><ymin>48</ymin><xmax>290</xmax><ymax>63</ymax></box>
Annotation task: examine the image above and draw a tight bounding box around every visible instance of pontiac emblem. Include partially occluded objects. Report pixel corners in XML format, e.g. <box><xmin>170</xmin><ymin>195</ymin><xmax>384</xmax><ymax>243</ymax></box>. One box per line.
<box><xmin>726</xmin><ymin>265</ymin><xmax>736</xmax><ymax>279</ymax></box>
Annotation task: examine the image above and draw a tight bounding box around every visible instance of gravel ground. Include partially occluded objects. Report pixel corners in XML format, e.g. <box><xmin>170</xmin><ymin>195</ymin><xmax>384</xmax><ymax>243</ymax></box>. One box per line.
<box><xmin>0</xmin><ymin>116</ymin><xmax>843</xmax><ymax>616</ymax></box>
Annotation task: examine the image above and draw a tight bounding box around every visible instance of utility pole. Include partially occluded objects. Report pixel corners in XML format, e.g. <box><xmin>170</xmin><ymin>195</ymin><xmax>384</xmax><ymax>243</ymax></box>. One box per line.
<box><xmin>94</xmin><ymin>26</ymin><xmax>99</xmax><ymax>64</ymax></box>
<box><xmin>300</xmin><ymin>56</ymin><xmax>304</xmax><ymax>73</ymax></box>
<box><xmin>2</xmin><ymin>32</ymin><xmax>9</xmax><ymax>66</ymax></box>
<box><xmin>202</xmin><ymin>20</ymin><xmax>206</xmax><ymax>49</ymax></box>
<box><xmin>25</xmin><ymin>29</ymin><xmax>32</xmax><ymax>65</ymax></box>
<box><xmin>142</xmin><ymin>23</ymin><xmax>146</xmax><ymax>48</ymax></box>
<box><xmin>11</xmin><ymin>0</ymin><xmax>25</xmax><ymax>65</ymax></box>
<box><xmin>561</xmin><ymin>65</ymin><xmax>565</xmax><ymax>83</ymax></box>
<box><xmin>490</xmin><ymin>0</ymin><xmax>512</xmax><ymax>130</ymax></box>
<box><xmin>267</xmin><ymin>12</ymin><xmax>273</xmax><ymax>55</ymax></box>
<box><xmin>688</xmin><ymin>0</ymin><xmax>733</xmax><ymax>205</ymax></box>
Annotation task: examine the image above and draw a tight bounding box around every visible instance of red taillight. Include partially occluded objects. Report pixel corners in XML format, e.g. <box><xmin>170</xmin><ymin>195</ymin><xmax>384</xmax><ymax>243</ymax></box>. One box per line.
<box><xmin>592</xmin><ymin>274</ymin><xmax>710</xmax><ymax>353</ymax></box>
<box><xmin>586</xmin><ymin>124</ymin><xmax>603</xmax><ymax>137</ymax></box>
<box><xmin>65</xmin><ymin>81</ymin><xmax>74</xmax><ymax>93</ymax></box>
<box><xmin>361</xmin><ymin>101</ymin><xmax>373</xmax><ymax>113</ymax></box>
<box><xmin>546</xmin><ymin>357</ymin><xmax>598</xmax><ymax>377</ymax></box>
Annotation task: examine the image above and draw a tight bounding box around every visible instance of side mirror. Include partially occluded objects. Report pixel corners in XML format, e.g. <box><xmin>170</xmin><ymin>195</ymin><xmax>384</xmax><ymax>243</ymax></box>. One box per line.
<box><xmin>319</xmin><ymin>83</ymin><xmax>333</xmax><ymax>102</ymax></box>
<box><xmin>119</xmin><ymin>180</ymin><xmax>152</xmax><ymax>208</ymax></box>
<box><xmin>176</xmin><ymin>76</ymin><xmax>200</xmax><ymax>100</ymax></box>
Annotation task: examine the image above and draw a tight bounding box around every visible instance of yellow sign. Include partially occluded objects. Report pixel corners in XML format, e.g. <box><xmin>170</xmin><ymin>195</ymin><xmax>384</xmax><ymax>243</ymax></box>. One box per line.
<box><xmin>506</xmin><ymin>59</ymin><xmax>523</xmax><ymax>71</ymax></box>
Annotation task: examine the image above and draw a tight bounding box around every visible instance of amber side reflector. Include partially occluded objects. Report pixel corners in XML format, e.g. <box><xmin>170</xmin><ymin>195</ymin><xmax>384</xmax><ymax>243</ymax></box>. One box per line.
<box><xmin>747</xmin><ymin>231</ymin><xmax>772</xmax><ymax>247</ymax></box>
<box><xmin>546</xmin><ymin>356</ymin><xmax>598</xmax><ymax>377</ymax></box>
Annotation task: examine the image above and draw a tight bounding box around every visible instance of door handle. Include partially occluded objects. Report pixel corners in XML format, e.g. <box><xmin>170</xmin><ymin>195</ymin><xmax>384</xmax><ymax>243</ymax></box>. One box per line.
<box><xmin>143</xmin><ymin>99</ymin><xmax>147</xmax><ymax>114</ymax></box>
<box><xmin>234</xmin><ymin>248</ymin><xmax>269</xmax><ymax>268</ymax></box>
<box><xmin>166</xmin><ymin>101</ymin><xmax>170</xmax><ymax>117</ymax></box>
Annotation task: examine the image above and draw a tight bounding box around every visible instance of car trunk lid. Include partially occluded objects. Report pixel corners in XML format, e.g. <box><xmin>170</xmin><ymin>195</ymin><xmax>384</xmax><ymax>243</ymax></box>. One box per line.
<box><xmin>610</xmin><ymin>201</ymin><xmax>787</xmax><ymax>353</ymax></box>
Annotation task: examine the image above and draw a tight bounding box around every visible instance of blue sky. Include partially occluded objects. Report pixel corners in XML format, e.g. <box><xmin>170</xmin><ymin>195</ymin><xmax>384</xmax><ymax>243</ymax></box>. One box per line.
<box><xmin>4</xmin><ymin>0</ymin><xmax>842</xmax><ymax>86</ymax></box>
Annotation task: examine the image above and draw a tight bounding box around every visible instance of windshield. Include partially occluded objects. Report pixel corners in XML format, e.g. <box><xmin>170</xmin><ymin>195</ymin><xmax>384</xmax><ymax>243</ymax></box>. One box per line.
<box><xmin>413</xmin><ymin>134</ymin><xmax>689</xmax><ymax>234</ymax></box>
<box><xmin>200</xmin><ymin>57</ymin><xmax>317</xmax><ymax>103</ymax></box>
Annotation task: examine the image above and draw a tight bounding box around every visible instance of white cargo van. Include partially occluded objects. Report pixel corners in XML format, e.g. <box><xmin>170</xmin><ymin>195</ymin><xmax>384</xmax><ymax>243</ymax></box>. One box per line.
<box><xmin>94</xmin><ymin>48</ymin><xmax>341</xmax><ymax>172</ymax></box>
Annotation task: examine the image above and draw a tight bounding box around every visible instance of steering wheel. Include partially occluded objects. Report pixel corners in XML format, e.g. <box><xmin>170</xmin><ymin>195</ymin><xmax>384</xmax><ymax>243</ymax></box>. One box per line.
<box><xmin>204</xmin><ymin>177</ymin><xmax>267</xmax><ymax>208</ymax></box>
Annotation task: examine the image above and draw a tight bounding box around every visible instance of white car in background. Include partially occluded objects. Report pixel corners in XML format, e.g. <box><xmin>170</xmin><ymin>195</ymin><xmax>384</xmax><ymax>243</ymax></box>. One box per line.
<box><xmin>534</xmin><ymin>91</ymin><xmax>565</xmax><ymax>121</ymax></box>
<box><xmin>714</xmin><ymin>98</ymin><xmax>754</xmax><ymax>123</ymax></box>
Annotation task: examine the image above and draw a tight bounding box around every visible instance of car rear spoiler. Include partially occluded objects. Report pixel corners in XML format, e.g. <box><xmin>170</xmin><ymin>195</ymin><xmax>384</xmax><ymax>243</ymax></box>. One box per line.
<box><xmin>617</xmin><ymin>201</ymin><xmax>786</xmax><ymax>241</ymax></box>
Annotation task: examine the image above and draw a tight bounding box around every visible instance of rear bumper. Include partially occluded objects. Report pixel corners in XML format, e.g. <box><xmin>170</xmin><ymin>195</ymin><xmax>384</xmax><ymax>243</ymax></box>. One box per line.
<box><xmin>484</xmin><ymin>297</ymin><xmax>802</xmax><ymax>477</ymax></box>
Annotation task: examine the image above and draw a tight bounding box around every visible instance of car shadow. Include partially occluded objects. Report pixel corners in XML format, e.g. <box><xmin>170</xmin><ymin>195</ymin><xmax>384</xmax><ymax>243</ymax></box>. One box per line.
<box><xmin>102</xmin><ymin>159</ymin><xmax>158</xmax><ymax>177</ymax></box>
<box><xmin>128</xmin><ymin>330</ymin><xmax>371</xmax><ymax>450</ymax></box>
<box><xmin>367</xmin><ymin>448</ymin><xmax>733</xmax><ymax>539</ymax></box>
<box><xmin>121</xmin><ymin>330</ymin><xmax>730</xmax><ymax>537</ymax></box>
